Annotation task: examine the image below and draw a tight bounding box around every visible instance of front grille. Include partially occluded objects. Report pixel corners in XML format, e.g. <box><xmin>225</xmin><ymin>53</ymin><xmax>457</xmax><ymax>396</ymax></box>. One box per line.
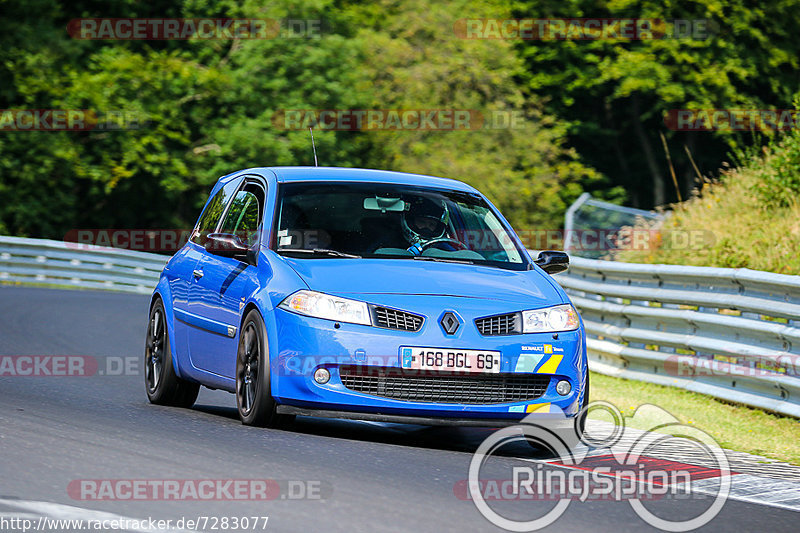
<box><xmin>475</xmin><ymin>312</ymin><xmax>521</xmax><ymax>336</ymax></box>
<box><xmin>339</xmin><ymin>366</ymin><xmax>549</xmax><ymax>404</ymax></box>
<box><xmin>372</xmin><ymin>306</ymin><xmax>424</xmax><ymax>332</ymax></box>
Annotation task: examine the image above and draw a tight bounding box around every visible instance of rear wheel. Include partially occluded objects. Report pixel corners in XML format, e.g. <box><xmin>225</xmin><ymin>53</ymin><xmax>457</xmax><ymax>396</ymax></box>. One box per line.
<box><xmin>145</xmin><ymin>298</ymin><xmax>200</xmax><ymax>407</ymax></box>
<box><xmin>236</xmin><ymin>310</ymin><xmax>294</xmax><ymax>427</ymax></box>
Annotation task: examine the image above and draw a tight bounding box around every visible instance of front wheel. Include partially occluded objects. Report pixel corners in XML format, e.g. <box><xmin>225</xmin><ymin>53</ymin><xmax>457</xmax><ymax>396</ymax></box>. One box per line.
<box><xmin>236</xmin><ymin>310</ymin><xmax>293</xmax><ymax>427</ymax></box>
<box><xmin>577</xmin><ymin>372</ymin><xmax>590</xmax><ymax>436</ymax></box>
<box><xmin>145</xmin><ymin>298</ymin><xmax>200</xmax><ymax>407</ymax></box>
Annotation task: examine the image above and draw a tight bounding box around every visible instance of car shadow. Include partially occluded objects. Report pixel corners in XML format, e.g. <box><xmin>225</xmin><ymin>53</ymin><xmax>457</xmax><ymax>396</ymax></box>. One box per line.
<box><xmin>192</xmin><ymin>403</ymin><xmax>240</xmax><ymax>421</ymax></box>
<box><xmin>192</xmin><ymin>402</ymin><xmax>552</xmax><ymax>459</ymax></box>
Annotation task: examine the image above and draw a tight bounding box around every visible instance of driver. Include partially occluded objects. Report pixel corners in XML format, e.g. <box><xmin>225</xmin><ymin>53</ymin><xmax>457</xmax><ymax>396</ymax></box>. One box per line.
<box><xmin>402</xmin><ymin>196</ymin><xmax>450</xmax><ymax>255</ymax></box>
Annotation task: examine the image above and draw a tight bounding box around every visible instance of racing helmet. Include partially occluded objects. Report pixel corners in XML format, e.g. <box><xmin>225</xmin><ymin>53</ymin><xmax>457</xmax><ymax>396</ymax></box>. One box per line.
<box><xmin>402</xmin><ymin>196</ymin><xmax>450</xmax><ymax>245</ymax></box>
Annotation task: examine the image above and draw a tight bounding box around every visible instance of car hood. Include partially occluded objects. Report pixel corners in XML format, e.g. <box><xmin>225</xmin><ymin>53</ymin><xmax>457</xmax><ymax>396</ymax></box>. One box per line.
<box><xmin>281</xmin><ymin>258</ymin><xmax>564</xmax><ymax>306</ymax></box>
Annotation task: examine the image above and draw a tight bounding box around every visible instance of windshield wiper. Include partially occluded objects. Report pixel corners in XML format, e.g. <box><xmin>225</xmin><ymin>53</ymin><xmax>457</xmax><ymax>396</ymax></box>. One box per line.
<box><xmin>412</xmin><ymin>255</ymin><xmax>475</xmax><ymax>265</ymax></box>
<box><xmin>277</xmin><ymin>248</ymin><xmax>362</xmax><ymax>259</ymax></box>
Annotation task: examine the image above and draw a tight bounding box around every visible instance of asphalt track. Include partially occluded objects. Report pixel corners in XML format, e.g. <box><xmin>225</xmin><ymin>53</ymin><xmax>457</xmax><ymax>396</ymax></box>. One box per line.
<box><xmin>0</xmin><ymin>286</ymin><xmax>798</xmax><ymax>532</ymax></box>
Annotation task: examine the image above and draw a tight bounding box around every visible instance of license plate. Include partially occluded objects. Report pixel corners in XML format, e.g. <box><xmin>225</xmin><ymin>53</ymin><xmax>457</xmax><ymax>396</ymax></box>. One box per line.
<box><xmin>400</xmin><ymin>347</ymin><xmax>502</xmax><ymax>373</ymax></box>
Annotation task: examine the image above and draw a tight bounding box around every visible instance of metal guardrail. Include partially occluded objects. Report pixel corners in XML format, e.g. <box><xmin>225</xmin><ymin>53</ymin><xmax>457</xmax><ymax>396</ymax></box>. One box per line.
<box><xmin>558</xmin><ymin>256</ymin><xmax>800</xmax><ymax>418</ymax></box>
<box><xmin>0</xmin><ymin>236</ymin><xmax>166</xmax><ymax>294</ymax></box>
<box><xmin>2</xmin><ymin>234</ymin><xmax>799</xmax><ymax>417</ymax></box>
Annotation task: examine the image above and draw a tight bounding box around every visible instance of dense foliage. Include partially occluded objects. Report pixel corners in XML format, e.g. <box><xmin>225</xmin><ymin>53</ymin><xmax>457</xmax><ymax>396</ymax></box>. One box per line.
<box><xmin>1</xmin><ymin>0</ymin><xmax>799</xmax><ymax>242</ymax></box>
<box><xmin>513</xmin><ymin>0</ymin><xmax>800</xmax><ymax>208</ymax></box>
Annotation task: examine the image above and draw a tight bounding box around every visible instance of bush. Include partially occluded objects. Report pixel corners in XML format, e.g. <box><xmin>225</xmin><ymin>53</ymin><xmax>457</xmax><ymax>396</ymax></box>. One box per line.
<box><xmin>757</xmin><ymin>130</ymin><xmax>800</xmax><ymax>207</ymax></box>
<box><xmin>616</xmin><ymin>149</ymin><xmax>800</xmax><ymax>274</ymax></box>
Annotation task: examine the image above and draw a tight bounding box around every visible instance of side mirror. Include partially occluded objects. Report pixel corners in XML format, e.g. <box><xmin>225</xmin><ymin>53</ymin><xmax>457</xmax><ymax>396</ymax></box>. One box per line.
<box><xmin>534</xmin><ymin>250</ymin><xmax>569</xmax><ymax>275</ymax></box>
<box><xmin>205</xmin><ymin>233</ymin><xmax>257</xmax><ymax>266</ymax></box>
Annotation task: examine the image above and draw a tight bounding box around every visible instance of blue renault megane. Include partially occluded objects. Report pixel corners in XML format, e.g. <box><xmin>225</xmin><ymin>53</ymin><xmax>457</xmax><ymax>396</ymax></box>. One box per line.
<box><xmin>145</xmin><ymin>167</ymin><xmax>588</xmax><ymax>431</ymax></box>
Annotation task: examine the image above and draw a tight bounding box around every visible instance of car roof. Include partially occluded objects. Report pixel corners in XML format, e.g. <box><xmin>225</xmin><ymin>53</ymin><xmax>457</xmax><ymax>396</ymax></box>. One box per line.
<box><xmin>240</xmin><ymin>166</ymin><xmax>479</xmax><ymax>193</ymax></box>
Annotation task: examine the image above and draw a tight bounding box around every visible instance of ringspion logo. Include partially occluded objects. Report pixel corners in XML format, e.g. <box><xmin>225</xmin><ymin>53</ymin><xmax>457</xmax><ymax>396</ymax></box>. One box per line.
<box><xmin>467</xmin><ymin>402</ymin><xmax>731</xmax><ymax>531</ymax></box>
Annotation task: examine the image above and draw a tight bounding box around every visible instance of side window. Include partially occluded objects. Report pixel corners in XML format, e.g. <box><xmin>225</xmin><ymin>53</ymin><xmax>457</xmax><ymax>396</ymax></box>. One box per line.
<box><xmin>190</xmin><ymin>178</ymin><xmax>241</xmax><ymax>246</ymax></box>
<box><xmin>219</xmin><ymin>182</ymin><xmax>265</xmax><ymax>246</ymax></box>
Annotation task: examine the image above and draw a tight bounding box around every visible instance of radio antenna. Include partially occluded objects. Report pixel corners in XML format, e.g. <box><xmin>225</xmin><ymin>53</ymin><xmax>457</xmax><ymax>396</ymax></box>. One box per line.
<box><xmin>309</xmin><ymin>126</ymin><xmax>318</xmax><ymax>167</ymax></box>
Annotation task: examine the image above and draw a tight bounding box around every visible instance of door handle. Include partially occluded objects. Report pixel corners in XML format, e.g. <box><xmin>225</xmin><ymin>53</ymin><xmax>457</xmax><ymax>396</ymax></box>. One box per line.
<box><xmin>192</xmin><ymin>269</ymin><xmax>204</xmax><ymax>279</ymax></box>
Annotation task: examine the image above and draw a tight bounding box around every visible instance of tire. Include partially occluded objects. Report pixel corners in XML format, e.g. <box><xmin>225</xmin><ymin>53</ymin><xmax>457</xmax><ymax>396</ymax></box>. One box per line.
<box><xmin>145</xmin><ymin>298</ymin><xmax>200</xmax><ymax>407</ymax></box>
<box><xmin>577</xmin><ymin>371</ymin><xmax>590</xmax><ymax>436</ymax></box>
<box><xmin>236</xmin><ymin>310</ymin><xmax>294</xmax><ymax>428</ymax></box>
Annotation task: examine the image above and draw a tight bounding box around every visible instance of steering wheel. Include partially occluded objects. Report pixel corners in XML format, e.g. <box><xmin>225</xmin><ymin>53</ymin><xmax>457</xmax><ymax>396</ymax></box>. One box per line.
<box><xmin>420</xmin><ymin>238</ymin><xmax>468</xmax><ymax>252</ymax></box>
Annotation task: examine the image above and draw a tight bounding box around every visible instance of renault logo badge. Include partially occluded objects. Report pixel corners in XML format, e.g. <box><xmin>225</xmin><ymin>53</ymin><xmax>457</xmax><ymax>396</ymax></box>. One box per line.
<box><xmin>439</xmin><ymin>311</ymin><xmax>461</xmax><ymax>335</ymax></box>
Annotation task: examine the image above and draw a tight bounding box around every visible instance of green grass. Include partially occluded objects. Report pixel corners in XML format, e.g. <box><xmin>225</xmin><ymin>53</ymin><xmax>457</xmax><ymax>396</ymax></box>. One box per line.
<box><xmin>590</xmin><ymin>371</ymin><xmax>800</xmax><ymax>464</ymax></box>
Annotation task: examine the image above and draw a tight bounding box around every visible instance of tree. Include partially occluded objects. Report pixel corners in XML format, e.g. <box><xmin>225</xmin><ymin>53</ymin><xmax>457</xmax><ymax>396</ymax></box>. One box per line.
<box><xmin>346</xmin><ymin>0</ymin><xmax>614</xmax><ymax>231</ymax></box>
<box><xmin>514</xmin><ymin>0</ymin><xmax>800</xmax><ymax>207</ymax></box>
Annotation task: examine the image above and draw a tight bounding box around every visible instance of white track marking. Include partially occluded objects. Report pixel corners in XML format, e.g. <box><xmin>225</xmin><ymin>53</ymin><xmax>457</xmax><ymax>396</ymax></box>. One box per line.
<box><xmin>690</xmin><ymin>476</ymin><xmax>800</xmax><ymax>513</ymax></box>
<box><xmin>0</xmin><ymin>511</ymin><xmax>40</xmax><ymax>519</ymax></box>
<box><xmin>0</xmin><ymin>498</ymin><xmax>190</xmax><ymax>532</ymax></box>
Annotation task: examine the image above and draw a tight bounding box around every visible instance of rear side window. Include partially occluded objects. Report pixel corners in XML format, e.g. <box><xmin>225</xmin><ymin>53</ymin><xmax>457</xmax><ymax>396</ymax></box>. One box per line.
<box><xmin>190</xmin><ymin>178</ymin><xmax>242</xmax><ymax>246</ymax></box>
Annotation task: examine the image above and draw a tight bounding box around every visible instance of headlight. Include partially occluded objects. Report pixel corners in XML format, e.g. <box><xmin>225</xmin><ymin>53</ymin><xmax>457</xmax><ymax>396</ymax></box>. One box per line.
<box><xmin>522</xmin><ymin>304</ymin><xmax>579</xmax><ymax>333</ymax></box>
<box><xmin>279</xmin><ymin>290</ymin><xmax>371</xmax><ymax>326</ymax></box>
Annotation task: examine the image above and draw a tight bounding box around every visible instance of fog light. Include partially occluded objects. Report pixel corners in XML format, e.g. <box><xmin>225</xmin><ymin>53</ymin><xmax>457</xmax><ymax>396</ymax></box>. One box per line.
<box><xmin>556</xmin><ymin>380</ymin><xmax>571</xmax><ymax>396</ymax></box>
<box><xmin>314</xmin><ymin>368</ymin><xmax>331</xmax><ymax>385</ymax></box>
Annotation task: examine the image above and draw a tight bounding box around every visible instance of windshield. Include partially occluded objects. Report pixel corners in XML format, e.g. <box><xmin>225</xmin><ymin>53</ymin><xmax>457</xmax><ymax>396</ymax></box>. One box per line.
<box><xmin>273</xmin><ymin>182</ymin><xmax>527</xmax><ymax>269</ymax></box>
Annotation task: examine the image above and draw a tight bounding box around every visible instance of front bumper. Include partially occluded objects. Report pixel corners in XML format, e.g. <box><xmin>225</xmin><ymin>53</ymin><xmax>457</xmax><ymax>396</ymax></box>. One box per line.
<box><xmin>268</xmin><ymin>295</ymin><xmax>587</xmax><ymax>423</ymax></box>
<box><xmin>275</xmin><ymin>405</ymin><xmax>577</xmax><ymax>429</ymax></box>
